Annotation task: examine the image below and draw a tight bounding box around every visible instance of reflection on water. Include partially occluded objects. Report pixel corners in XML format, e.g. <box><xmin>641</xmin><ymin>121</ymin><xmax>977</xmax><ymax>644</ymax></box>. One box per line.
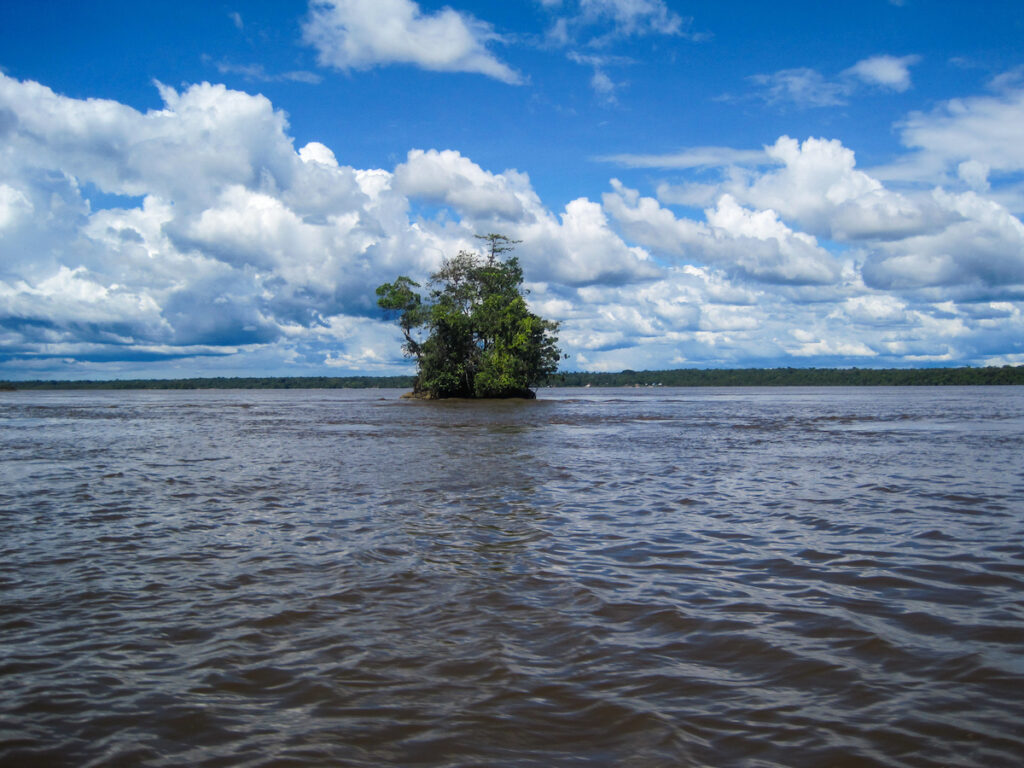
<box><xmin>1</xmin><ymin>387</ymin><xmax>1023</xmax><ymax>767</ymax></box>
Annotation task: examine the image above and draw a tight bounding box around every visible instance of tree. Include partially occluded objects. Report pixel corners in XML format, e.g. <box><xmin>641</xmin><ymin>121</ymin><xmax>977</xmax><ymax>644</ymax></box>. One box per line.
<box><xmin>376</xmin><ymin>235</ymin><xmax>562</xmax><ymax>399</ymax></box>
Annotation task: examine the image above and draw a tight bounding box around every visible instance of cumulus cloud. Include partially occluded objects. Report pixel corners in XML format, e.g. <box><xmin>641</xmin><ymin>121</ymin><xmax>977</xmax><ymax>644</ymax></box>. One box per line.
<box><xmin>0</xmin><ymin>73</ymin><xmax>430</xmax><ymax>368</ymax></box>
<box><xmin>843</xmin><ymin>55</ymin><xmax>920</xmax><ymax>92</ymax></box>
<box><xmin>719</xmin><ymin>136</ymin><xmax>941</xmax><ymax>241</ymax></box>
<box><xmin>1</xmin><ymin>68</ymin><xmax>1022</xmax><ymax>377</ymax></box>
<box><xmin>603</xmin><ymin>180</ymin><xmax>841</xmax><ymax>285</ymax></box>
<box><xmin>0</xmin><ymin>72</ymin><xmax>664</xmax><ymax>376</ymax></box>
<box><xmin>521</xmin><ymin>197</ymin><xmax>662</xmax><ymax>285</ymax></box>
<box><xmin>301</xmin><ymin>0</ymin><xmax>522</xmax><ymax>84</ymax></box>
<box><xmin>863</xmin><ymin>189</ymin><xmax>1024</xmax><ymax>291</ymax></box>
<box><xmin>394</xmin><ymin>149</ymin><xmax>531</xmax><ymax>220</ymax></box>
<box><xmin>788</xmin><ymin>329</ymin><xmax>877</xmax><ymax>358</ymax></box>
<box><xmin>881</xmin><ymin>77</ymin><xmax>1024</xmax><ymax>189</ymax></box>
<box><xmin>0</xmin><ymin>184</ymin><xmax>34</xmax><ymax>229</ymax></box>
<box><xmin>597</xmin><ymin>120</ymin><xmax>1024</xmax><ymax>364</ymax></box>
<box><xmin>0</xmin><ymin>75</ymin><xmax>298</xmax><ymax>209</ymax></box>
<box><xmin>393</xmin><ymin>148</ymin><xmax>660</xmax><ymax>286</ymax></box>
<box><xmin>834</xmin><ymin>294</ymin><xmax>912</xmax><ymax>326</ymax></box>
<box><xmin>704</xmin><ymin>194</ymin><xmax>841</xmax><ymax>284</ymax></box>
<box><xmin>648</xmin><ymin>134</ymin><xmax>1024</xmax><ymax>298</ymax></box>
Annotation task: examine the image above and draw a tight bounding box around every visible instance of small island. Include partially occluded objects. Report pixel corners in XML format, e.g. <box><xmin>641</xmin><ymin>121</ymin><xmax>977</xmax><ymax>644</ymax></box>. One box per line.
<box><xmin>376</xmin><ymin>235</ymin><xmax>562</xmax><ymax>399</ymax></box>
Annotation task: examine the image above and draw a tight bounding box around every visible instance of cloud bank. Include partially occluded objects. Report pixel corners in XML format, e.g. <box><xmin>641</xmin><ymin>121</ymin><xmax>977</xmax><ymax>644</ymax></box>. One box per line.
<box><xmin>1</xmin><ymin>71</ymin><xmax>1022</xmax><ymax>379</ymax></box>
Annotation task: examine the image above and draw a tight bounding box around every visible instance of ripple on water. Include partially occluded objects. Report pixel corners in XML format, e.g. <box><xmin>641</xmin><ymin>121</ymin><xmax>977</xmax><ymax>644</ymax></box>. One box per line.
<box><xmin>0</xmin><ymin>387</ymin><xmax>1023</xmax><ymax>767</ymax></box>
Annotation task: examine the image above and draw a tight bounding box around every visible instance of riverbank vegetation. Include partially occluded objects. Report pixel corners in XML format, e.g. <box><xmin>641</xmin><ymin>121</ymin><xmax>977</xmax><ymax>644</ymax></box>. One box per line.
<box><xmin>3</xmin><ymin>366</ymin><xmax>1022</xmax><ymax>390</ymax></box>
<box><xmin>554</xmin><ymin>366</ymin><xmax>1024</xmax><ymax>387</ymax></box>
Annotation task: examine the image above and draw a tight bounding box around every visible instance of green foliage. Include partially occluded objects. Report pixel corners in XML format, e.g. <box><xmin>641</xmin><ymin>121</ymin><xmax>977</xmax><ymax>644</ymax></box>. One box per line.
<box><xmin>376</xmin><ymin>234</ymin><xmax>562</xmax><ymax>399</ymax></box>
<box><xmin>376</xmin><ymin>276</ymin><xmax>427</xmax><ymax>359</ymax></box>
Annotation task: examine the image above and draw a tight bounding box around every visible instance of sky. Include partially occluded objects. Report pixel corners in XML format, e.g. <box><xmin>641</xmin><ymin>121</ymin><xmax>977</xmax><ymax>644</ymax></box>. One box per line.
<box><xmin>1</xmin><ymin>0</ymin><xmax>1023</xmax><ymax>380</ymax></box>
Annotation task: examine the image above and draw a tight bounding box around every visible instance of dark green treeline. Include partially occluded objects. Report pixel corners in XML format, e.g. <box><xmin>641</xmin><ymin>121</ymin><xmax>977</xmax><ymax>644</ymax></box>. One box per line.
<box><xmin>553</xmin><ymin>366</ymin><xmax>1024</xmax><ymax>387</ymax></box>
<box><xmin>3</xmin><ymin>366</ymin><xmax>1023</xmax><ymax>390</ymax></box>
<box><xmin>0</xmin><ymin>376</ymin><xmax>416</xmax><ymax>391</ymax></box>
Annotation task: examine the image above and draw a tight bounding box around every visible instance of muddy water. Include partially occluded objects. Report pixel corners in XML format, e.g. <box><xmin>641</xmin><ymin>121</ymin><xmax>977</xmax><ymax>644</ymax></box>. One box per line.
<box><xmin>2</xmin><ymin>386</ymin><xmax>1023</xmax><ymax>767</ymax></box>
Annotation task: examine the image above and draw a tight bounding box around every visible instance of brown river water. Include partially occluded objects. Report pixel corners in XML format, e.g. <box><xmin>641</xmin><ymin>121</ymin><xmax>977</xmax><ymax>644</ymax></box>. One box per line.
<box><xmin>1</xmin><ymin>386</ymin><xmax>1023</xmax><ymax>767</ymax></box>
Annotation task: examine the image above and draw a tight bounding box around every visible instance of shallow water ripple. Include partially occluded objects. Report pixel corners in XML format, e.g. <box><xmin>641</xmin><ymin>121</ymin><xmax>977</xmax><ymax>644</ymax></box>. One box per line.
<box><xmin>1</xmin><ymin>387</ymin><xmax>1023</xmax><ymax>767</ymax></box>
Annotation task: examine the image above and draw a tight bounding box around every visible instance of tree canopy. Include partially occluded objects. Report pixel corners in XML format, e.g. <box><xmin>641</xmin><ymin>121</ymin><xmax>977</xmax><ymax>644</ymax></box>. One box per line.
<box><xmin>376</xmin><ymin>235</ymin><xmax>562</xmax><ymax>399</ymax></box>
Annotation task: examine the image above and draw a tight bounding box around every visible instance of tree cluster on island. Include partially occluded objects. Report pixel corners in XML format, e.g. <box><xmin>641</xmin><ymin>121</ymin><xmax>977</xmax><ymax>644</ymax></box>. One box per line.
<box><xmin>376</xmin><ymin>235</ymin><xmax>563</xmax><ymax>399</ymax></box>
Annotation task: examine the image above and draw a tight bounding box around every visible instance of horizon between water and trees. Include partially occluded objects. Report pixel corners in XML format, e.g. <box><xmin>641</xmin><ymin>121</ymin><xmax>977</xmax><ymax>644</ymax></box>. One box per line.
<box><xmin>5</xmin><ymin>234</ymin><xmax>1022</xmax><ymax>393</ymax></box>
<box><xmin>3</xmin><ymin>364</ymin><xmax>1023</xmax><ymax>390</ymax></box>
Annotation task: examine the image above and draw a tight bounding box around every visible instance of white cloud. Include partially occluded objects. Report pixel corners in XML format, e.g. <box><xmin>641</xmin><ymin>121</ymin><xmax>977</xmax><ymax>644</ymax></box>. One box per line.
<box><xmin>522</xmin><ymin>197</ymin><xmax>662</xmax><ymax>285</ymax></box>
<box><xmin>541</xmin><ymin>0</ymin><xmax>689</xmax><ymax>44</ymax></box>
<box><xmin>957</xmin><ymin>160</ymin><xmax>990</xmax><ymax>192</ymax></box>
<box><xmin>603</xmin><ymin>180</ymin><xmax>841</xmax><ymax>285</ymax></box>
<box><xmin>0</xmin><ymin>72</ymin><xmax>665</xmax><ymax>375</ymax></box>
<box><xmin>0</xmin><ymin>75</ymin><xmax>298</xmax><ymax>209</ymax></box>
<box><xmin>721</xmin><ymin>136</ymin><xmax>939</xmax><ymax>241</ymax></box>
<box><xmin>704</xmin><ymin>194</ymin><xmax>842</xmax><ymax>284</ymax></box>
<box><xmin>862</xmin><ymin>189</ymin><xmax>1024</xmax><ymax>290</ymax></box>
<box><xmin>299</xmin><ymin>141</ymin><xmax>339</xmax><ymax>167</ymax></box>
<box><xmin>645</xmin><ymin>134</ymin><xmax>1024</xmax><ymax>299</ymax></box>
<box><xmin>578</xmin><ymin>0</ymin><xmax>685</xmax><ymax>37</ymax></box>
<box><xmin>0</xmin><ymin>73</ymin><xmax>434</xmax><ymax>363</ymax></box>
<box><xmin>597</xmin><ymin>146</ymin><xmax>769</xmax><ymax>169</ymax></box>
<box><xmin>0</xmin><ymin>266</ymin><xmax>162</xmax><ymax>328</ymax></box>
<box><xmin>788</xmin><ymin>333</ymin><xmax>877</xmax><ymax>358</ymax></box>
<box><xmin>394</xmin><ymin>149</ymin><xmax>530</xmax><ymax>220</ymax></box>
<box><xmin>0</xmin><ymin>184</ymin><xmax>34</xmax><ymax>229</ymax></box>
<box><xmin>394</xmin><ymin>148</ymin><xmax>660</xmax><ymax>286</ymax></box>
<box><xmin>746</xmin><ymin>68</ymin><xmax>849</xmax><ymax>108</ymax></box>
<box><xmin>1</xmin><ymin>69</ymin><xmax>1022</xmax><ymax>377</ymax></box>
<box><xmin>543</xmin><ymin>1</ymin><xmax>694</xmax><ymax>106</ymax></box>
<box><xmin>591</xmin><ymin>68</ymin><xmax>617</xmax><ymax>96</ymax></box>
<box><xmin>210</xmin><ymin>60</ymin><xmax>323</xmax><ymax>84</ymax></box>
<box><xmin>884</xmin><ymin>79</ymin><xmax>1024</xmax><ymax>189</ymax></box>
<box><xmin>835</xmin><ymin>295</ymin><xmax>911</xmax><ymax>326</ymax></box>
<box><xmin>744</xmin><ymin>54</ymin><xmax>920</xmax><ymax>108</ymax></box>
<box><xmin>843</xmin><ymin>55</ymin><xmax>920</xmax><ymax>92</ymax></box>
<box><xmin>183</xmin><ymin>186</ymin><xmax>326</xmax><ymax>274</ymax></box>
<box><xmin>566</xmin><ymin>52</ymin><xmax>627</xmax><ymax>102</ymax></box>
<box><xmin>301</xmin><ymin>0</ymin><xmax>522</xmax><ymax>84</ymax></box>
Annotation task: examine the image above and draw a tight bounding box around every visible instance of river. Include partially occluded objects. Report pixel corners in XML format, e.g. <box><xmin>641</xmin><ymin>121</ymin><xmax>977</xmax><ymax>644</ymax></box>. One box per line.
<box><xmin>1</xmin><ymin>386</ymin><xmax>1022</xmax><ymax>767</ymax></box>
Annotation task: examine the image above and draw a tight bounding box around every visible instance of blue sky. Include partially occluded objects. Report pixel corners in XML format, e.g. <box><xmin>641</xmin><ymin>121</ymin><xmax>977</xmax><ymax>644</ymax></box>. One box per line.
<box><xmin>1</xmin><ymin>0</ymin><xmax>1023</xmax><ymax>379</ymax></box>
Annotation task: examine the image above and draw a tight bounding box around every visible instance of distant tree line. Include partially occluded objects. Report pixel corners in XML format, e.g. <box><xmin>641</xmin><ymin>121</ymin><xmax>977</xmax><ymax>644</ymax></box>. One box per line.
<box><xmin>3</xmin><ymin>366</ymin><xmax>1023</xmax><ymax>390</ymax></box>
<box><xmin>1</xmin><ymin>375</ymin><xmax>416</xmax><ymax>390</ymax></box>
<box><xmin>552</xmin><ymin>366</ymin><xmax>1024</xmax><ymax>387</ymax></box>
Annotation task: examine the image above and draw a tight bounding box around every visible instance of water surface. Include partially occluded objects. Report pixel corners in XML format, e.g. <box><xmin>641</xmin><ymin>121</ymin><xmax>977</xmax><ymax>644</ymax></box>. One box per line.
<box><xmin>2</xmin><ymin>387</ymin><xmax>1023</xmax><ymax>767</ymax></box>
